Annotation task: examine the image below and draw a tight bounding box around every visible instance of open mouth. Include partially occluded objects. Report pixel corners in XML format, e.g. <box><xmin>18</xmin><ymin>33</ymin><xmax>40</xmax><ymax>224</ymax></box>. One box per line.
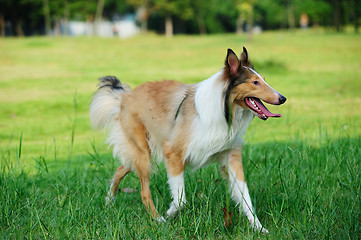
<box><xmin>245</xmin><ymin>97</ymin><xmax>282</xmax><ymax>120</ymax></box>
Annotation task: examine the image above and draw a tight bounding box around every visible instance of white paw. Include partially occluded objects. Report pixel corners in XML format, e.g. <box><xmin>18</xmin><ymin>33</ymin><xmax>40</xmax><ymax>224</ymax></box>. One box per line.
<box><xmin>251</xmin><ymin>218</ymin><xmax>269</xmax><ymax>234</ymax></box>
<box><xmin>156</xmin><ymin>216</ymin><xmax>166</xmax><ymax>223</ymax></box>
<box><xmin>167</xmin><ymin>201</ymin><xmax>185</xmax><ymax>218</ymax></box>
<box><xmin>166</xmin><ymin>203</ymin><xmax>178</xmax><ymax>217</ymax></box>
<box><xmin>260</xmin><ymin>227</ymin><xmax>269</xmax><ymax>234</ymax></box>
<box><xmin>105</xmin><ymin>192</ymin><xmax>114</xmax><ymax>206</ymax></box>
<box><xmin>105</xmin><ymin>196</ymin><xmax>111</xmax><ymax>206</ymax></box>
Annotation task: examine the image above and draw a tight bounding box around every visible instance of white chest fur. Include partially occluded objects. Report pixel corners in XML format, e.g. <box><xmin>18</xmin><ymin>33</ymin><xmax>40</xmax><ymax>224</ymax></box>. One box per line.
<box><xmin>184</xmin><ymin>71</ymin><xmax>254</xmax><ymax>169</ymax></box>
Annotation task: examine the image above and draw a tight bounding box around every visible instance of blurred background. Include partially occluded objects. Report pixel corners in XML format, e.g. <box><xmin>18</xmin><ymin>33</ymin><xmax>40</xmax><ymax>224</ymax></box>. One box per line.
<box><xmin>0</xmin><ymin>0</ymin><xmax>360</xmax><ymax>38</ymax></box>
<box><xmin>0</xmin><ymin>0</ymin><xmax>360</xmax><ymax>164</ymax></box>
<box><xmin>0</xmin><ymin>0</ymin><xmax>360</xmax><ymax>162</ymax></box>
<box><xmin>1</xmin><ymin>1</ymin><xmax>361</xmax><ymax>238</ymax></box>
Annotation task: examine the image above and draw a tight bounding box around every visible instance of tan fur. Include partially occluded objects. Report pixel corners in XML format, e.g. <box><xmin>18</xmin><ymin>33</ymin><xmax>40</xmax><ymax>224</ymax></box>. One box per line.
<box><xmin>110</xmin><ymin>166</ymin><xmax>131</xmax><ymax>196</ymax></box>
<box><xmin>106</xmin><ymin>80</ymin><xmax>194</xmax><ymax>218</ymax></box>
<box><xmin>234</xmin><ymin>74</ymin><xmax>280</xmax><ymax>108</ymax></box>
<box><xmin>120</xmin><ymin>81</ymin><xmax>188</xmax><ymax>141</ymax></box>
<box><xmin>91</xmin><ymin>48</ymin><xmax>285</xmax><ymax>231</ymax></box>
<box><xmin>163</xmin><ymin>142</ymin><xmax>186</xmax><ymax>176</ymax></box>
<box><xmin>229</xmin><ymin>150</ymin><xmax>245</xmax><ymax>182</ymax></box>
<box><xmin>104</xmin><ymin>76</ymin><xmax>275</xmax><ymax>216</ymax></box>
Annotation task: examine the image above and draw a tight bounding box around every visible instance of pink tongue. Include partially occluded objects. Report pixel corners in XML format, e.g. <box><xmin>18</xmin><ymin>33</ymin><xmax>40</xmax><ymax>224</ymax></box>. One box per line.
<box><xmin>248</xmin><ymin>98</ymin><xmax>282</xmax><ymax>118</ymax></box>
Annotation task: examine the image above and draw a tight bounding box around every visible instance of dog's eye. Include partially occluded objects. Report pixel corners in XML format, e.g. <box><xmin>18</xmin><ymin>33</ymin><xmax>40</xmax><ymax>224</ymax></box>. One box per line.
<box><xmin>253</xmin><ymin>80</ymin><xmax>259</xmax><ymax>85</ymax></box>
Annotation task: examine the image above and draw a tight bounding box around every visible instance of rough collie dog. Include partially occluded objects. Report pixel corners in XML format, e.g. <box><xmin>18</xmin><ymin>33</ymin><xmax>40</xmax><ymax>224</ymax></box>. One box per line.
<box><xmin>89</xmin><ymin>47</ymin><xmax>286</xmax><ymax>233</ymax></box>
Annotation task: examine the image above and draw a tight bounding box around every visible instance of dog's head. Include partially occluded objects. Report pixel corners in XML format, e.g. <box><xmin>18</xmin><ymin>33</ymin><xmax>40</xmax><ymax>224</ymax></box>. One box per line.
<box><xmin>223</xmin><ymin>47</ymin><xmax>286</xmax><ymax>121</ymax></box>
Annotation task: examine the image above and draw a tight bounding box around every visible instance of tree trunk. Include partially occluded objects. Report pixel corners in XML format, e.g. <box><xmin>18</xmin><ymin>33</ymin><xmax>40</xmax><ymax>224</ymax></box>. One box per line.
<box><xmin>16</xmin><ymin>19</ymin><xmax>24</xmax><ymax>37</ymax></box>
<box><xmin>352</xmin><ymin>0</ymin><xmax>359</xmax><ymax>33</ymax></box>
<box><xmin>165</xmin><ymin>13</ymin><xmax>173</xmax><ymax>38</ymax></box>
<box><xmin>236</xmin><ymin>17</ymin><xmax>244</xmax><ymax>34</ymax></box>
<box><xmin>197</xmin><ymin>13</ymin><xmax>207</xmax><ymax>35</ymax></box>
<box><xmin>54</xmin><ymin>20</ymin><xmax>60</xmax><ymax>36</ymax></box>
<box><xmin>141</xmin><ymin>19</ymin><xmax>148</xmax><ymax>33</ymax></box>
<box><xmin>141</xmin><ymin>2</ymin><xmax>149</xmax><ymax>33</ymax></box>
<box><xmin>287</xmin><ymin>0</ymin><xmax>295</xmax><ymax>30</ymax></box>
<box><xmin>43</xmin><ymin>0</ymin><xmax>51</xmax><ymax>36</ymax></box>
<box><xmin>0</xmin><ymin>14</ymin><xmax>5</xmax><ymax>37</ymax></box>
<box><xmin>333</xmin><ymin>0</ymin><xmax>341</xmax><ymax>32</ymax></box>
<box><xmin>355</xmin><ymin>13</ymin><xmax>359</xmax><ymax>33</ymax></box>
<box><xmin>247</xmin><ymin>0</ymin><xmax>253</xmax><ymax>42</ymax></box>
<box><xmin>136</xmin><ymin>5</ymin><xmax>149</xmax><ymax>33</ymax></box>
<box><xmin>94</xmin><ymin>0</ymin><xmax>105</xmax><ymax>36</ymax></box>
<box><xmin>64</xmin><ymin>0</ymin><xmax>70</xmax><ymax>35</ymax></box>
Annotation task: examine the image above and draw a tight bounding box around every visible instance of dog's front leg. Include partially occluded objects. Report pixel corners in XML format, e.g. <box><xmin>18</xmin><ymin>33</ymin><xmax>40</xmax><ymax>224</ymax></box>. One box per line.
<box><xmin>227</xmin><ymin>149</ymin><xmax>268</xmax><ymax>233</ymax></box>
<box><xmin>166</xmin><ymin>172</ymin><xmax>186</xmax><ymax>217</ymax></box>
<box><xmin>164</xmin><ymin>143</ymin><xmax>186</xmax><ymax>217</ymax></box>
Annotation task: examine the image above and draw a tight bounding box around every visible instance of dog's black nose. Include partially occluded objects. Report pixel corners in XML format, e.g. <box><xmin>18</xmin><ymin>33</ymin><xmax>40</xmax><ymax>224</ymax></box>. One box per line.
<box><xmin>279</xmin><ymin>95</ymin><xmax>287</xmax><ymax>104</ymax></box>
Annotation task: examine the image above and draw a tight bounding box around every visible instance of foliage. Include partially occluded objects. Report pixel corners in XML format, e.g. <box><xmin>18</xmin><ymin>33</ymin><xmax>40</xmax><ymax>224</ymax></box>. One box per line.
<box><xmin>254</xmin><ymin>0</ymin><xmax>286</xmax><ymax>29</ymax></box>
<box><xmin>295</xmin><ymin>0</ymin><xmax>333</xmax><ymax>25</ymax></box>
<box><xmin>0</xmin><ymin>0</ymin><xmax>360</xmax><ymax>35</ymax></box>
<box><xmin>152</xmin><ymin>0</ymin><xmax>193</xmax><ymax>20</ymax></box>
<box><xmin>201</xmin><ymin>0</ymin><xmax>238</xmax><ymax>33</ymax></box>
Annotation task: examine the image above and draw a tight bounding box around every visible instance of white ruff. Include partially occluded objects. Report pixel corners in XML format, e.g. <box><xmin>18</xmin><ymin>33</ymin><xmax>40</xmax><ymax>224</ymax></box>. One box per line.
<box><xmin>185</xmin><ymin>71</ymin><xmax>254</xmax><ymax>169</ymax></box>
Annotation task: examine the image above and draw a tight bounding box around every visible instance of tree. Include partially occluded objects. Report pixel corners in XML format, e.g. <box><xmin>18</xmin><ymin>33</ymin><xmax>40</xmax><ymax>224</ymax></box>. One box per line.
<box><xmin>247</xmin><ymin>0</ymin><xmax>254</xmax><ymax>41</ymax></box>
<box><xmin>236</xmin><ymin>0</ymin><xmax>254</xmax><ymax>40</ymax></box>
<box><xmin>0</xmin><ymin>14</ymin><xmax>4</xmax><ymax>37</ymax></box>
<box><xmin>333</xmin><ymin>0</ymin><xmax>341</xmax><ymax>31</ymax></box>
<box><xmin>287</xmin><ymin>0</ymin><xmax>295</xmax><ymax>30</ymax></box>
<box><xmin>127</xmin><ymin>0</ymin><xmax>150</xmax><ymax>32</ymax></box>
<box><xmin>352</xmin><ymin>0</ymin><xmax>360</xmax><ymax>33</ymax></box>
<box><xmin>294</xmin><ymin>0</ymin><xmax>332</xmax><ymax>27</ymax></box>
<box><xmin>0</xmin><ymin>0</ymin><xmax>10</xmax><ymax>36</ymax></box>
<box><xmin>253</xmin><ymin>0</ymin><xmax>285</xmax><ymax>29</ymax></box>
<box><xmin>190</xmin><ymin>0</ymin><xmax>207</xmax><ymax>34</ymax></box>
<box><xmin>64</xmin><ymin>0</ymin><xmax>70</xmax><ymax>35</ymax></box>
<box><xmin>6</xmin><ymin>0</ymin><xmax>44</xmax><ymax>36</ymax></box>
<box><xmin>342</xmin><ymin>0</ymin><xmax>361</xmax><ymax>33</ymax></box>
<box><xmin>152</xmin><ymin>0</ymin><xmax>193</xmax><ymax>37</ymax></box>
<box><xmin>0</xmin><ymin>0</ymin><xmax>358</xmax><ymax>36</ymax></box>
<box><xmin>236</xmin><ymin>0</ymin><xmax>247</xmax><ymax>33</ymax></box>
<box><xmin>195</xmin><ymin>0</ymin><xmax>238</xmax><ymax>34</ymax></box>
<box><xmin>43</xmin><ymin>0</ymin><xmax>51</xmax><ymax>35</ymax></box>
<box><xmin>94</xmin><ymin>0</ymin><xmax>105</xmax><ymax>36</ymax></box>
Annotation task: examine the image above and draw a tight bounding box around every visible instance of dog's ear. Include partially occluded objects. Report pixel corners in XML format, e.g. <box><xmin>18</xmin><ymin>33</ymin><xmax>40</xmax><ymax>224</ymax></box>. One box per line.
<box><xmin>225</xmin><ymin>49</ymin><xmax>240</xmax><ymax>75</ymax></box>
<box><xmin>240</xmin><ymin>46</ymin><xmax>252</xmax><ymax>67</ymax></box>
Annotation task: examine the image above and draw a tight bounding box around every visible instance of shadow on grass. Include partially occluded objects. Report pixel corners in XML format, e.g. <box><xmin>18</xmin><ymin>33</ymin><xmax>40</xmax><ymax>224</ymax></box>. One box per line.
<box><xmin>1</xmin><ymin>137</ymin><xmax>360</xmax><ymax>239</ymax></box>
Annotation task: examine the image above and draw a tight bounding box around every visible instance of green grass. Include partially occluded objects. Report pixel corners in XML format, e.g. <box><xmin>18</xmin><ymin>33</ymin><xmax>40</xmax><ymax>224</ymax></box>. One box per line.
<box><xmin>1</xmin><ymin>135</ymin><xmax>360</xmax><ymax>239</ymax></box>
<box><xmin>1</xmin><ymin>31</ymin><xmax>361</xmax><ymax>239</ymax></box>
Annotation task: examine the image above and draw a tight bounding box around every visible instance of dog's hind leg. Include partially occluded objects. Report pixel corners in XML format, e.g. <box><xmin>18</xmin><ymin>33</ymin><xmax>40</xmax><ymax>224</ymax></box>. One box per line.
<box><xmin>226</xmin><ymin>149</ymin><xmax>268</xmax><ymax>234</ymax></box>
<box><xmin>106</xmin><ymin>166</ymin><xmax>131</xmax><ymax>205</ymax></box>
<box><xmin>134</xmin><ymin>157</ymin><xmax>164</xmax><ymax>222</ymax></box>
<box><xmin>122</xmin><ymin>119</ymin><xmax>164</xmax><ymax>222</ymax></box>
<box><xmin>163</xmin><ymin>142</ymin><xmax>186</xmax><ymax>217</ymax></box>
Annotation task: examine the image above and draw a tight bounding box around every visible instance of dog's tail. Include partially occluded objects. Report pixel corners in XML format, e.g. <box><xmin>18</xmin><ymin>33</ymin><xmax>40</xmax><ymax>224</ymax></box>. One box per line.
<box><xmin>89</xmin><ymin>76</ymin><xmax>131</xmax><ymax>131</ymax></box>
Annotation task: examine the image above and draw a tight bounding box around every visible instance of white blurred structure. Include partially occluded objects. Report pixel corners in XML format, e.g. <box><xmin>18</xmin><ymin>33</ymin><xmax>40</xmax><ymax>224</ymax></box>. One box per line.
<box><xmin>68</xmin><ymin>20</ymin><xmax>139</xmax><ymax>38</ymax></box>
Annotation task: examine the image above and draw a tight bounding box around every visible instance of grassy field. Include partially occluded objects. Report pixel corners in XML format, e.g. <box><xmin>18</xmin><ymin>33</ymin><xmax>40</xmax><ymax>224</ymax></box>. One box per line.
<box><xmin>1</xmin><ymin>31</ymin><xmax>360</xmax><ymax>239</ymax></box>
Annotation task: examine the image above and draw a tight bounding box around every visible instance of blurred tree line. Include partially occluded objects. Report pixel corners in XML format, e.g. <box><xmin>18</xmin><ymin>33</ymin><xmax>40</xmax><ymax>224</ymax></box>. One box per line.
<box><xmin>0</xmin><ymin>0</ymin><xmax>359</xmax><ymax>37</ymax></box>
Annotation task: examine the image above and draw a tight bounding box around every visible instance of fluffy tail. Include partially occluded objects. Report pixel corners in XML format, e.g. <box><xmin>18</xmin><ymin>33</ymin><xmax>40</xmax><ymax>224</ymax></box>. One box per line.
<box><xmin>89</xmin><ymin>76</ymin><xmax>131</xmax><ymax>131</ymax></box>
